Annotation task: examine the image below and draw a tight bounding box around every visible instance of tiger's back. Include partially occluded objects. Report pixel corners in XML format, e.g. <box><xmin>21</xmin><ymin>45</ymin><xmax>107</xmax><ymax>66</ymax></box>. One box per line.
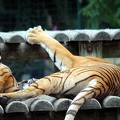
<box><xmin>42</xmin><ymin>62</ymin><xmax>120</xmax><ymax>97</ymax></box>
<box><xmin>64</xmin><ymin>63</ymin><xmax>120</xmax><ymax>96</ymax></box>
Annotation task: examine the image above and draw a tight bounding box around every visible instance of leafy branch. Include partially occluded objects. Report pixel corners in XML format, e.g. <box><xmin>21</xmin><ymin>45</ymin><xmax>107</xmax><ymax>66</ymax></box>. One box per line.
<box><xmin>79</xmin><ymin>0</ymin><xmax>120</xmax><ymax>28</ymax></box>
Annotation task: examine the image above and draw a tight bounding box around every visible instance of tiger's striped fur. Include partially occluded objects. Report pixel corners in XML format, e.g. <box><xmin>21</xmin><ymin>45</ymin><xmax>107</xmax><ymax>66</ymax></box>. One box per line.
<box><xmin>0</xmin><ymin>27</ymin><xmax>120</xmax><ymax>120</ymax></box>
<box><xmin>0</xmin><ymin>63</ymin><xmax>19</xmax><ymax>93</ymax></box>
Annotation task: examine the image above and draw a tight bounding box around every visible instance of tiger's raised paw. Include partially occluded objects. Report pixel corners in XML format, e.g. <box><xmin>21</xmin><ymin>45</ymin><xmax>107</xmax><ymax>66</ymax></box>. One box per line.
<box><xmin>26</xmin><ymin>26</ymin><xmax>50</xmax><ymax>45</ymax></box>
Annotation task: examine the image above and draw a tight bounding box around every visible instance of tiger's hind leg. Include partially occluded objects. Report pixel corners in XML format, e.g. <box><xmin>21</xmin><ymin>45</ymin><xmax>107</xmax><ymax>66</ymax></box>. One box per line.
<box><xmin>65</xmin><ymin>79</ymin><xmax>109</xmax><ymax>120</ymax></box>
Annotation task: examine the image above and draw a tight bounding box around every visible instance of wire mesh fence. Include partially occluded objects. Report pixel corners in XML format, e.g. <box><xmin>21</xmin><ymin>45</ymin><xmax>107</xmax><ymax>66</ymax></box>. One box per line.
<box><xmin>0</xmin><ymin>0</ymin><xmax>78</xmax><ymax>31</ymax></box>
<box><xmin>0</xmin><ymin>0</ymin><xmax>120</xmax><ymax>81</ymax></box>
<box><xmin>0</xmin><ymin>0</ymin><xmax>79</xmax><ymax>81</ymax></box>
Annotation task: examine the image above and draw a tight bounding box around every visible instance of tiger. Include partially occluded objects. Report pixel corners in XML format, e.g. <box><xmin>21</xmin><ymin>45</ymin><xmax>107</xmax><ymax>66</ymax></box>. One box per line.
<box><xmin>0</xmin><ymin>27</ymin><xmax>120</xmax><ymax>120</ymax></box>
<box><xmin>0</xmin><ymin>62</ymin><xmax>19</xmax><ymax>93</ymax></box>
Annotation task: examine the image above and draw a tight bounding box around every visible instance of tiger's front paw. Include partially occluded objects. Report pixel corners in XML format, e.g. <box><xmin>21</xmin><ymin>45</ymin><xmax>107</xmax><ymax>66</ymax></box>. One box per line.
<box><xmin>26</xmin><ymin>26</ymin><xmax>46</xmax><ymax>44</ymax></box>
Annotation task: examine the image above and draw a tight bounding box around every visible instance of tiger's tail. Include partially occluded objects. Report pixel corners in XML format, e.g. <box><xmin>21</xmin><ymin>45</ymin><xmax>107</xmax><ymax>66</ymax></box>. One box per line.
<box><xmin>65</xmin><ymin>80</ymin><xmax>108</xmax><ymax>120</ymax></box>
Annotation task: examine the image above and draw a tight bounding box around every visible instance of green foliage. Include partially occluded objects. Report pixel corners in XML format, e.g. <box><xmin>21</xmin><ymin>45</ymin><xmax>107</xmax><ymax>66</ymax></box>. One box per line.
<box><xmin>79</xmin><ymin>0</ymin><xmax>120</xmax><ymax>28</ymax></box>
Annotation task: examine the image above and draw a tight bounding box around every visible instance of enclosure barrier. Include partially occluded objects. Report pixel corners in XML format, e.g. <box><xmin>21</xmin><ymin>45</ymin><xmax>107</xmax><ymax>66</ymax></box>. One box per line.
<box><xmin>0</xmin><ymin>29</ymin><xmax>120</xmax><ymax>120</ymax></box>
